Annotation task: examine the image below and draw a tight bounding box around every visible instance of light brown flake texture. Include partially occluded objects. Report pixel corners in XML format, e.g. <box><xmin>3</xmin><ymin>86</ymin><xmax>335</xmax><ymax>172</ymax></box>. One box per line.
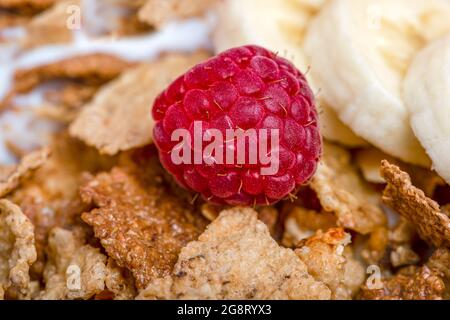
<box><xmin>381</xmin><ymin>160</ymin><xmax>450</xmax><ymax>247</ymax></box>
<box><xmin>282</xmin><ymin>206</ymin><xmax>337</xmax><ymax>247</ymax></box>
<box><xmin>21</xmin><ymin>0</ymin><xmax>78</xmax><ymax>48</ymax></box>
<box><xmin>296</xmin><ymin>228</ymin><xmax>365</xmax><ymax>300</ymax></box>
<box><xmin>80</xmin><ymin>151</ymin><xmax>207</xmax><ymax>290</ymax></box>
<box><xmin>138</xmin><ymin>207</ymin><xmax>331</xmax><ymax>300</ymax></box>
<box><xmin>10</xmin><ymin>134</ymin><xmax>117</xmax><ymax>276</ymax></box>
<box><xmin>103</xmin><ymin>258</ymin><xmax>136</xmax><ymax>300</ymax></box>
<box><xmin>38</xmin><ymin>227</ymin><xmax>136</xmax><ymax>300</ymax></box>
<box><xmin>310</xmin><ymin>142</ymin><xmax>386</xmax><ymax>234</ymax></box>
<box><xmin>8</xmin><ymin>53</ymin><xmax>132</xmax><ymax>98</ymax></box>
<box><xmin>38</xmin><ymin>228</ymin><xmax>107</xmax><ymax>300</ymax></box>
<box><xmin>360</xmin><ymin>248</ymin><xmax>450</xmax><ymax>300</ymax></box>
<box><xmin>0</xmin><ymin>147</ymin><xmax>49</xmax><ymax>198</ymax></box>
<box><xmin>0</xmin><ymin>199</ymin><xmax>36</xmax><ymax>299</ymax></box>
<box><xmin>0</xmin><ymin>0</ymin><xmax>55</xmax><ymax>12</ymax></box>
<box><xmin>138</xmin><ymin>0</ymin><xmax>214</xmax><ymax>28</ymax></box>
<box><xmin>70</xmin><ymin>52</ymin><xmax>209</xmax><ymax>155</ymax></box>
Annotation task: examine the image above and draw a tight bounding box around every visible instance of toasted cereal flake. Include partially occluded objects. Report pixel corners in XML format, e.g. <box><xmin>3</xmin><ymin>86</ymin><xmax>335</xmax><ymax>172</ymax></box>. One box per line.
<box><xmin>138</xmin><ymin>0</ymin><xmax>214</xmax><ymax>28</ymax></box>
<box><xmin>361</xmin><ymin>248</ymin><xmax>449</xmax><ymax>300</ymax></box>
<box><xmin>104</xmin><ymin>258</ymin><xmax>136</xmax><ymax>300</ymax></box>
<box><xmin>10</xmin><ymin>53</ymin><xmax>132</xmax><ymax>97</ymax></box>
<box><xmin>0</xmin><ymin>12</ymin><xmax>29</xmax><ymax>28</ymax></box>
<box><xmin>10</xmin><ymin>134</ymin><xmax>117</xmax><ymax>275</ymax></box>
<box><xmin>360</xmin><ymin>226</ymin><xmax>389</xmax><ymax>265</ymax></box>
<box><xmin>34</xmin><ymin>103</ymin><xmax>79</xmax><ymax>124</ymax></box>
<box><xmin>0</xmin><ymin>0</ymin><xmax>55</xmax><ymax>12</ymax></box>
<box><xmin>381</xmin><ymin>160</ymin><xmax>450</xmax><ymax>247</ymax></box>
<box><xmin>2</xmin><ymin>53</ymin><xmax>130</xmax><ymax>113</ymax></box>
<box><xmin>200</xmin><ymin>203</ymin><xmax>279</xmax><ymax>236</ymax></box>
<box><xmin>386</xmin><ymin>218</ymin><xmax>419</xmax><ymax>268</ymax></box>
<box><xmin>0</xmin><ymin>147</ymin><xmax>49</xmax><ymax>198</ymax></box>
<box><xmin>0</xmin><ymin>166</ymin><xmax>17</xmax><ymax>184</ymax></box>
<box><xmin>281</xmin><ymin>206</ymin><xmax>337</xmax><ymax>247</ymax></box>
<box><xmin>0</xmin><ymin>0</ymin><xmax>55</xmax><ymax>28</ymax></box>
<box><xmin>38</xmin><ymin>227</ymin><xmax>107</xmax><ymax>300</ymax></box>
<box><xmin>389</xmin><ymin>218</ymin><xmax>416</xmax><ymax>244</ymax></box>
<box><xmin>80</xmin><ymin>155</ymin><xmax>207</xmax><ymax>290</ymax></box>
<box><xmin>356</xmin><ymin>148</ymin><xmax>444</xmax><ymax>196</ymax></box>
<box><xmin>310</xmin><ymin>143</ymin><xmax>386</xmax><ymax>234</ymax></box>
<box><xmin>295</xmin><ymin>228</ymin><xmax>365</xmax><ymax>300</ymax></box>
<box><xmin>0</xmin><ymin>200</ymin><xmax>36</xmax><ymax>299</ymax></box>
<box><xmin>70</xmin><ymin>52</ymin><xmax>209</xmax><ymax>155</ymax></box>
<box><xmin>45</xmin><ymin>83</ymin><xmax>100</xmax><ymax>109</ymax></box>
<box><xmin>138</xmin><ymin>207</ymin><xmax>331</xmax><ymax>300</ymax></box>
<box><xmin>21</xmin><ymin>0</ymin><xmax>78</xmax><ymax>48</ymax></box>
<box><xmin>390</xmin><ymin>246</ymin><xmax>420</xmax><ymax>268</ymax></box>
<box><xmin>361</xmin><ymin>265</ymin><xmax>445</xmax><ymax>300</ymax></box>
<box><xmin>428</xmin><ymin>248</ymin><xmax>450</xmax><ymax>279</ymax></box>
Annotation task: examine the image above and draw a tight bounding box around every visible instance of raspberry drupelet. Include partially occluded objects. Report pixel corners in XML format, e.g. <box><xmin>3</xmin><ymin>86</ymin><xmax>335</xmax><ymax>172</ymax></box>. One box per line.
<box><xmin>152</xmin><ymin>45</ymin><xmax>322</xmax><ymax>205</ymax></box>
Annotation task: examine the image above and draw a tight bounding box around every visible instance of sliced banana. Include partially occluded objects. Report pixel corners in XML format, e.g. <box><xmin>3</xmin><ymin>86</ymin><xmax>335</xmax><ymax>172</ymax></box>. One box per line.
<box><xmin>304</xmin><ymin>0</ymin><xmax>450</xmax><ymax>166</ymax></box>
<box><xmin>213</xmin><ymin>0</ymin><xmax>314</xmax><ymax>69</ymax></box>
<box><xmin>213</xmin><ymin>0</ymin><xmax>367</xmax><ymax>147</ymax></box>
<box><xmin>318</xmin><ymin>102</ymin><xmax>367</xmax><ymax>147</ymax></box>
<box><xmin>404</xmin><ymin>34</ymin><xmax>450</xmax><ymax>183</ymax></box>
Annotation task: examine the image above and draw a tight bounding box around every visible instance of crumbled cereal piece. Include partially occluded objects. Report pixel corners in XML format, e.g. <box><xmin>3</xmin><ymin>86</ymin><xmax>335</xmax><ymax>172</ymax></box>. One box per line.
<box><xmin>381</xmin><ymin>160</ymin><xmax>450</xmax><ymax>247</ymax></box>
<box><xmin>0</xmin><ymin>148</ymin><xmax>49</xmax><ymax>198</ymax></box>
<box><xmin>389</xmin><ymin>218</ymin><xmax>416</xmax><ymax>244</ymax></box>
<box><xmin>361</xmin><ymin>248</ymin><xmax>450</xmax><ymax>300</ymax></box>
<box><xmin>361</xmin><ymin>265</ymin><xmax>445</xmax><ymax>300</ymax></box>
<box><xmin>138</xmin><ymin>207</ymin><xmax>331</xmax><ymax>300</ymax></box>
<box><xmin>70</xmin><ymin>52</ymin><xmax>208</xmax><ymax>155</ymax></box>
<box><xmin>386</xmin><ymin>218</ymin><xmax>419</xmax><ymax>268</ymax></box>
<box><xmin>38</xmin><ymin>228</ymin><xmax>107</xmax><ymax>300</ymax></box>
<box><xmin>104</xmin><ymin>259</ymin><xmax>136</xmax><ymax>300</ymax></box>
<box><xmin>10</xmin><ymin>134</ymin><xmax>117</xmax><ymax>275</ymax></box>
<box><xmin>281</xmin><ymin>206</ymin><xmax>336</xmax><ymax>247</ymax></box>
<box><xmin>200</xmin><ymin>203</ymin><xmax>279</xmax><ymax>236</ymax></box>
<box><xmin>296</xmin><ymin>228</ymin><xmax>365</xmax><ymax>299</ymax></box>
<box><xmin>360</xmin><ymin>226</ymin><xmax>389</xmax><ymax>265</ymax></box>
<box><xmin>0</xmin><ymin>200</ymin><xmax>36</xmax><ymax>299</ymax></box>
<box><xmin>138</xmin><ymin>0</ymin><xmax>214</xmax><ymax>28</ymax></box>
<box><xmin>80</xmin><ymin>153</ymin><xmax>207</xmax><ymax>289</ymax></box>
<box><xmin>310</xmin><ymin>143</ymin><xmax>386</xmax><ymax>234</ymax></box>
<box><xmin>390</xmin><ymin>246</ymin><xmax>420</xmax><ymax>268</ymax></box>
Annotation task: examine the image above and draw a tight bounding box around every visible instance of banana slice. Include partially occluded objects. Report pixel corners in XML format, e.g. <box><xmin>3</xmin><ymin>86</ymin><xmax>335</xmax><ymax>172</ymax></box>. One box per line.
<box><xmin>404</xmin><ymin>34</ymin><xmax>450</xmax><ymax>183</ymax></box>
<box><xmin>213</xmin><ymin>0</ymin><xmax>367</xmax><ymax>147</ymax></box>
<box><xmin>304</xmin><ymin>0</ymin><xmax>450</xmax><ymax>166</ymax></box>
<box><xmin>213</xmin><ymin>0</ymin><xmax>314</xmax><ymax>69</ymax></box>
<box><xmin>318</xmin><ymin>102</ymin><xmax>367</xmax><ymax>147</ymax></box>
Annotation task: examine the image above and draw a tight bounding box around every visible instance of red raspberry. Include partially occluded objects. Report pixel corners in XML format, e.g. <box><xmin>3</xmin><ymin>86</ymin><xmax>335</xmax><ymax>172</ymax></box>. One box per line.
<box><xmin>152</xmin><ymin>45</ymin><xmax>321</xmax><ymax>205</ymax></box>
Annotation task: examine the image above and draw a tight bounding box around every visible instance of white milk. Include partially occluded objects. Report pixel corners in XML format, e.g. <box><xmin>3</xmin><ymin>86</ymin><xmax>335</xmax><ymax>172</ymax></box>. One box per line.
<box><xmin>0</xmin><ymin>13</ymin><xmax>215</xmax><ymax>164</ymax></box>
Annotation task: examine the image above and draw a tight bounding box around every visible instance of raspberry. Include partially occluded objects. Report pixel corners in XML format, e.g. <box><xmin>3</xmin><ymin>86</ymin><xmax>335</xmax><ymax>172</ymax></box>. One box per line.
<box><xmin>152</xmin><ymin>45</ymin><xmax>322</xmax><ymax>205</ymax></box>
